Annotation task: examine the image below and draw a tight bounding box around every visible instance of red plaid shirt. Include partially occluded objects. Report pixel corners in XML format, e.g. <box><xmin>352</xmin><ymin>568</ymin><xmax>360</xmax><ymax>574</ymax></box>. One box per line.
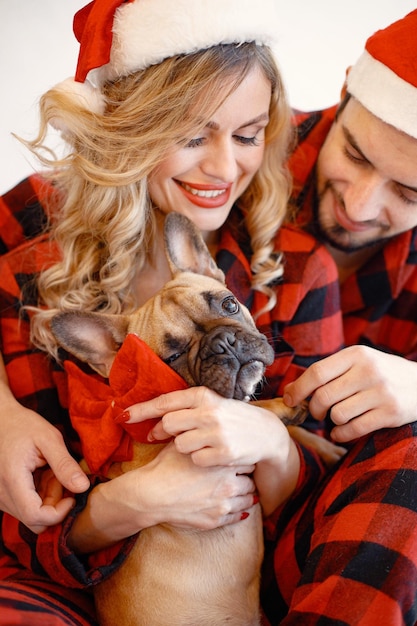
<box><xmin>0</xmin><ymin>176</ymin><xmax>341</xmax><ymax>621</ymax></box>
<box><xmin>257</xmin><ymin>108</ymin><xmax>417</xmax><ymax>625</ymax></box>
<box><xmin>2</xmin><ymin>102</ymin><xmax>417</xmax><ymax>623</ymax></box>
<box><xmin>0</xmin><ymin>174</ymin><xmax>50</xmax><ymax>252</ymax></box>
<box><xmin>289</xmin><ymin>106</ymin><xmax>417</xmax><ymax>359</ymax></box>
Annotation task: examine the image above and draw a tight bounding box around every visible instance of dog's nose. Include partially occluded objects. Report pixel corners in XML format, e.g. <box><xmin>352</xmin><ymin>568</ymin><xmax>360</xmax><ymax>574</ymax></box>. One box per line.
<box><xmin>210</xmin><ymin>330</ymin><xmax>236</xmax><ymax>354</ymax></box>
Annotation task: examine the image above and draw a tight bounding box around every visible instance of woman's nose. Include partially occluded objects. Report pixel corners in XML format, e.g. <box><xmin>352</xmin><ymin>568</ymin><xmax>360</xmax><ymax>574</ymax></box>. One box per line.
<box><xmin>200</xmin><ymin>139</ymin><xmax>239</xmax><ymax>182</ymax></box>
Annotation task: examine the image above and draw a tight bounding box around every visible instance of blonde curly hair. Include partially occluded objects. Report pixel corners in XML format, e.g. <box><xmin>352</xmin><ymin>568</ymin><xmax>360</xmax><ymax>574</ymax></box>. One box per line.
<box><xmin>26</xmin><ymin>43</ymin><xmax>293</xmax><ymax>359</ymax></box>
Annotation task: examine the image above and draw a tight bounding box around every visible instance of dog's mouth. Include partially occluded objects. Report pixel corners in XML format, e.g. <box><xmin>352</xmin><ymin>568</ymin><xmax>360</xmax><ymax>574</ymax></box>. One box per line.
<box><xmin>233</xmin><ymin>359</ymin><xmax>268</xmax><ymax>401</ymax></box>
<box><xmin>179</xmin><ymin>327</ymin><xmax>275</xmax><ymax>400</ymax></box>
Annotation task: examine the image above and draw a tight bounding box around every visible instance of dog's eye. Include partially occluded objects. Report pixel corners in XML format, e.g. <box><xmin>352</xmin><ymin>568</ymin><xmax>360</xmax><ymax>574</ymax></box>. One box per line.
<box><xmin>164</xmin><ymin>352</ymin><xmax>184</xmax><ymax>364</ymax></box>
<box><xmin>221</xmin><ymin>296</ymin><xmax>240</xmax><ymax>315</ymax></box>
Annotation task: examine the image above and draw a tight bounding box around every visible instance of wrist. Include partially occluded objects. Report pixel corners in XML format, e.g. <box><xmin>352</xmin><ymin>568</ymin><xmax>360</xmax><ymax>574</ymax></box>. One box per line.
<box><xmin>255</xmin><ymin>431</ymin><xmax>301</xmax><ymax>516</ymax></box>
<box><xmin>68</xmin><ymin>464</ymin><xmax>168</xmax><ymax>555</ymax></box>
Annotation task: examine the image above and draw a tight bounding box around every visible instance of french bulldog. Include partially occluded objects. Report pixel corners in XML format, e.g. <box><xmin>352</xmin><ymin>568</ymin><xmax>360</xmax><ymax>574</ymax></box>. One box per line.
<box><xmin>50</xmin><ymin>212</ymin><xmax>307</xmax><ymax>626</ymax></box>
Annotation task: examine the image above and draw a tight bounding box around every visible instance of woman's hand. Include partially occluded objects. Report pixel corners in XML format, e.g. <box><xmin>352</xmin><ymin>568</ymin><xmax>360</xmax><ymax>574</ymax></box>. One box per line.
<box><xmin>68</xmin><ymin>441</ymin><xmax>256</xmax><ymax>554</ymax></box>
<box><xmin>283</xmin><ymin>346</ymin><xmax>417</xmax><ymax>442</ymax></box>
<box><xmin>125</xmin><ymin>387</ymin><xmax>283</xmax><ymax>466</ymax></box>
<box><xmin>0</xmin><ymin>391</ymin><xmax>90</xmax><ymax>533</ymax></box>
<box><xmin>124</xmin><ymin>386</ymin><xmax>301</xmax><ymax>516</ymax></box>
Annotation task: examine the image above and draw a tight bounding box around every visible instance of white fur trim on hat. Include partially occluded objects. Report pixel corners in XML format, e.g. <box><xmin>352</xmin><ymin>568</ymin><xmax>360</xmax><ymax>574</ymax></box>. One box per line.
<box><xmin>347</xmin><ymin>50</ymin><xmax>417</xmax><ymax>139</ymax></box>
<box><xmin>49</xmin><ymin>77</ymin><xmax>106</xmax><ymax>131</ymax></box>
<box><xmin>51</xmin><ymin>0</ymin><xmax>278</xmax><ymax>122</ymax></box>
<box><xmin>91</xmin><ymin>0</ymin><xmax>278</xmax><ymax>85</ymax></box>
<box><xmin>53</xmin><ymin>77</ymin><xmax>106</xmax><ymax>115</ymax></box>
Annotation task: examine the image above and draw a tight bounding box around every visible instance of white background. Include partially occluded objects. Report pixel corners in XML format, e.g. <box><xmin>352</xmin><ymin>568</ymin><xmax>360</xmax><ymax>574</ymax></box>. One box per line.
<box><xmin>1</xmin><ymin>1</ymin><xmax>416</xmax><ymax>194</ymax></box>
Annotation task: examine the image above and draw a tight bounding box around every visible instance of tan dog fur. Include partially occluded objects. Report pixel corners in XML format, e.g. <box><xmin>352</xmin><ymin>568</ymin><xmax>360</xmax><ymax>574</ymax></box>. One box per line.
<box><xmin>51</xmin><ymin>213</ymin><xmax>335</xmax><ymax>626</ymax></box>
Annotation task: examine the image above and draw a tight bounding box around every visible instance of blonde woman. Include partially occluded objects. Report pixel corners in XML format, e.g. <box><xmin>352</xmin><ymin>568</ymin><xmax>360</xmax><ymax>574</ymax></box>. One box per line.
<box><xmin>0</xmin><ymin>1</ymin><xmax>343</xmax><ymax>623</ymax></box>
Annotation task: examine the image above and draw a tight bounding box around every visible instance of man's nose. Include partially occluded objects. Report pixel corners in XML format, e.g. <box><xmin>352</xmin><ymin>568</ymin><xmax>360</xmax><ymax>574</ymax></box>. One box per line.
<box><xmin>344</xmin><ymin>173</ymin><xmax>385</xmax><ymax>222</ymax></box>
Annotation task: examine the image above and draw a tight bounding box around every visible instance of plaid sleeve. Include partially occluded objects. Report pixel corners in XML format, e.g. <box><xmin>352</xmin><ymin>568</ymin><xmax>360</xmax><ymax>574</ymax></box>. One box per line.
<box><xmin>261</xmin><ymin>423</ymin><xmax>417</xmax><ymax>625</ymax></box>
<box><xmin>0</xmin><ymin>175</ymin><xmax>51</xmax><ymax>254</ymax></box>
<box><xmin>0</xmin><ymin>240</ymin><xmax>136</xmax><ymax>589</ymax></box>
<box><xmin>1</xmin><ymin>485</ymin><xmax>136</xmax><ymax>589</ymax></box>
<box><xmin>258</xmin><ymin>225</ymin><xmax>344</xmax><ymax>398</ymax></box>
<box><xmin>343</xmin><ymin>229</ymin><xmax>417</xmax><ymax>360</ymax></box>
<box><xmin>288</xmin><ymin>107</ymin><xmax>337</xmax><ymax>214</ymax></box>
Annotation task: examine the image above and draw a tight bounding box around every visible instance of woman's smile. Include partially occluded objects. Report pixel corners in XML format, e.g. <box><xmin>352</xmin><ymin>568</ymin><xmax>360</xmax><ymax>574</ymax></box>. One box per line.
<box><xmin>148</xmin><ymin>65</ymin><xmax>271</xmax><ymax>235</ymax></box>
<box><xmin>174</xmin><ymin>180</ymin><xmax>232</xmax><ymax>208</ymax></box>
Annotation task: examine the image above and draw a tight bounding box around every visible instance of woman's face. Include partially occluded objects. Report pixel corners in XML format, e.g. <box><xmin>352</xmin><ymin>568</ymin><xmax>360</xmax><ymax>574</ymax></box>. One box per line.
<box><xmin>148</xmin><ymin>66</ymin><xmax>271</xmax><ymax>242</ymax></box>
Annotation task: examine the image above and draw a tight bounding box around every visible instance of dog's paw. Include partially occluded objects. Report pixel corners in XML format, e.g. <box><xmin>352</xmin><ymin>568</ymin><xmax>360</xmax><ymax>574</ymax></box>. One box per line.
<box><xmin>287</xmin><ymin>425</ymin><xmax>348</xmax><ymax>468</ymax></box>
<box><xmin>251</xmin><ymin>398</ymin><xmax>308</xmax><ymax>425</ymax></box>
<box><xmin>283</xmin><ymin>400</ymin><xmax>309</xmax><ymax>425</ymax></box>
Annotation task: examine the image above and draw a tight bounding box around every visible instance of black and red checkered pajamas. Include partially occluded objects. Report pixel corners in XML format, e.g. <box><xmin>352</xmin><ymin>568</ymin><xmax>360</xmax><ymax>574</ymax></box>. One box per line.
<box><xmin>0</xmin><ymin>102</ymin><xmax>416</xmax><ymax>625</ymax></box>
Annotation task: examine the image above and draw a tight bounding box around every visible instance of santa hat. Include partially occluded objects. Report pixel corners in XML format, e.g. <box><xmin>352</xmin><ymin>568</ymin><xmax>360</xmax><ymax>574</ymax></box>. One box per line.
<box><xmin>54</xmin><ymin>0</ymin><xmax>278</xmax><ymax>116</ymax></box>
<box><xmin>347</xmin><ymin>9</ymin><xmax>417</xmax><ymax>139</ymax></box>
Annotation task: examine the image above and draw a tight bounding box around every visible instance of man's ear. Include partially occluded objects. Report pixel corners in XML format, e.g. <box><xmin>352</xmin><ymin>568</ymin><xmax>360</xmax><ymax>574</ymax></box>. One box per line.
<box><xmin>50</xmin><ymin>311</ymin><xmax>129</xmax><ymax>378</ymax></box>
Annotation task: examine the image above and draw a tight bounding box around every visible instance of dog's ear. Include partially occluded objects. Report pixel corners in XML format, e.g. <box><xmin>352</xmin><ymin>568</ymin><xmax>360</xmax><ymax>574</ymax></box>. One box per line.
<box><xmin>164</xmin><ymin>212</ymin><xmax>225</xmax><ymax>283</ymax></box>
<box><xmin>50</xmin><ymin>311</ymin><xmax>129</xmax><ymax>378</ymax></box>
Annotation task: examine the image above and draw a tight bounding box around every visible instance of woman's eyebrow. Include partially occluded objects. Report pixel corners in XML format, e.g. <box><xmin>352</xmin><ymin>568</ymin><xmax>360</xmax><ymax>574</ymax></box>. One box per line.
<box><xmin>206</xmin><ymin>113</ymin><xmax>269</xmax><ymax>131</ymax></box>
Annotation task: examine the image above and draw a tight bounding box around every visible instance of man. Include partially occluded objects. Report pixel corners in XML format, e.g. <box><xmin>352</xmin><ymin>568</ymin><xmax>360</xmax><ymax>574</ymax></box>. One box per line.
<box><xmin>257</xmin><ymin>10</ymin><xmax>417</xmax><ymax>623</ymax></box>
<box><xmin>284</xmin><ymin>9</ymin><xmax>417</xmax><ymax>445</ymax></box>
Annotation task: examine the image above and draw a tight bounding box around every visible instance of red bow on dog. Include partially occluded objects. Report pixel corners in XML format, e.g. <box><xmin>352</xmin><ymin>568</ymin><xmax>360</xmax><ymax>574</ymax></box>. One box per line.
<box><xmin>64</xmin><ymin>333</ymin><xmax>188</xmax><ymax>474</ymax></box>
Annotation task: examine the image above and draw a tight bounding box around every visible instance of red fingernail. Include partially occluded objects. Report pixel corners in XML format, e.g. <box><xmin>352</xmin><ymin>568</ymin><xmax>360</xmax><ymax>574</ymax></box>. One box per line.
<box><xmin>253</xmin><ymin>495</ymin><xmax>259</xmax><ymax>505</ymax></box>
<box><xmin>240</xmin><ymin>512</ymin><xmax>250</xmax><ymax>520</ymax></box>
<box><xmin>114</xmin><ymin>410</ymin><xmax>130</xmax><ymax>424</ymax></box>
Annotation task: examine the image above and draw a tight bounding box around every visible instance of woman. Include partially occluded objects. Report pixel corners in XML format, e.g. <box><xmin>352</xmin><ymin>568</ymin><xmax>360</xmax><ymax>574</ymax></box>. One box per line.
<box><xmin>0</xmin><ymin>0</ymin><xmax>343</xmax><ymax>623</ymax></box>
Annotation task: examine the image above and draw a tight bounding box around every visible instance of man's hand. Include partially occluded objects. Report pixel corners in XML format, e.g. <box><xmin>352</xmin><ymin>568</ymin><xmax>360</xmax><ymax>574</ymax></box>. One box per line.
<box><xmin>0</xmin><ymin>401</ymin><xmax>89</xmax><ymax>533</ymax></box>
<box><xmin>283</xmin><ymin>346</ymin><xmax>417</xmax><ymax>442</ymax></box>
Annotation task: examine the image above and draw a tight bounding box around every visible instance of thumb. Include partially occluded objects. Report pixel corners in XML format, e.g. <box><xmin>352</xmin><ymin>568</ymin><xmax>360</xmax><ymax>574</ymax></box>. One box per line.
<box><xmin>46</xmin><ymin>446</ymin><xmax>90</xmax><ymax>493</ymax></box>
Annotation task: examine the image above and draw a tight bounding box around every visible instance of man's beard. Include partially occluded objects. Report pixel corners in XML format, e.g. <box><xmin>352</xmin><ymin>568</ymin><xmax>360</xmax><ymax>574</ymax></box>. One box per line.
<box><xmin>311</xmin><ymin>185</ymin><xmax>391</xmax><ymax>254</ymax></box>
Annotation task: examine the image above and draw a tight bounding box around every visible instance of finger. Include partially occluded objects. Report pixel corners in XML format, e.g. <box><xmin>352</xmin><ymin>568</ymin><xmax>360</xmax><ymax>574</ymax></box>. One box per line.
<box><xmin>29</xmin><ymin>498</ymin><xmax>77</xmax><ymax>534</ymax></box>
<box><xmin>1</xmin><ymin>467</ymin><xmax>78</xmax><ymax>532</ymax></box>
<box><xmin>4</xmin><ymin>470</ymin><xmax>44</xmax><ymax>519</ymax></box>
<box><xmin>126</xmin><ymin>388</ymin><xmax>206</xmax><ymax>424</ymax></box>
<box><xmin>39</xmin><ymin>472</ymin><xmax>64</xmax><ymax>506</ymax></box>
<box><xmin>173</xmin><ymin>426</ymin><xmax>214</xmax><ymax>454</ymax></box>
<box><xmin>284</xmin><ymin>352</ymin><xmax>353</xmax><ymax>407</ymax></box>
<box><xmin>329</xmin><ymin>388</ymin><xmax>378</xmax><ymax>426</ymax></box>
<box><xmin>148</xmin><ymin>420</ymin><xmax>171</xmax><ymax>441</ymax></box>
<box><xmin>45</xmin><ymin>449</ymin><xmax>90</xmax><ymax>494</ymax></box>
<box><xmin>221</xmin><ymin>499</ymin><xmax>259</xmax><ymax>527</ymax></box>
<box><xmin>148</xmin><ymin>409</ymin><xmax>201</xmax><ymax>441</ymax></box>
<box><xmin>308</xmin><ymin>374</ymin><xmax>363</xmax><ymax>421</ymax></box>
<box><xmin>330</xmin><ymin>408</ymin><xmax>392</xmax><ymax>443</ymax></box>
<box><xmin>235</xmin><ymin>465</ymin><xmax>256</xmax><ymax>475</ymax></box>
<box><xmin>230</xmin><ymin>493</ymin><xmax>258</xmax><ymax>513</ymax></box>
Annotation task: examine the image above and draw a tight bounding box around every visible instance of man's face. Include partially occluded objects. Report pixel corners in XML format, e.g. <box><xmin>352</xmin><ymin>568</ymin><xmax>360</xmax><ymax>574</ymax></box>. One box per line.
<box><xmin>315</xmin><ymin>97</ymin><xmax>417</xmax><ymax>253</ymax></box>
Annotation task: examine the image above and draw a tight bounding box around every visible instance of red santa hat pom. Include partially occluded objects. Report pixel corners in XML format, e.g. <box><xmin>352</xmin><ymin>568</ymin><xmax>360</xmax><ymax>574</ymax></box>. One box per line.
<box><xmin>51</xmin><ymin>0</ymin><xmax>278</xmax><ymax>117</ymax></box>
<box><xmin>347</xmin><ymin>9</ymin><xmax>417</xmax><ymax>139</ymax></box>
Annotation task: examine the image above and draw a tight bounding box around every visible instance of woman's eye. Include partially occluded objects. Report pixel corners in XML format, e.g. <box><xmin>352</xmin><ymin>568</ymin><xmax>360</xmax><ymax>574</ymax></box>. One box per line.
<box><xmin>221</xmin><ymin>296</ymin><xmax>240</xmax><ymax>315</ymax></box>
<box><xmin>185</xmin><ymin>137</ymin><xmax>205</xmax><ymax>148</ymax></box>
<box><xmin>234</xmin><ymin>135</ymin><xmax>260</xmax><ymax>146</ymax></box>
